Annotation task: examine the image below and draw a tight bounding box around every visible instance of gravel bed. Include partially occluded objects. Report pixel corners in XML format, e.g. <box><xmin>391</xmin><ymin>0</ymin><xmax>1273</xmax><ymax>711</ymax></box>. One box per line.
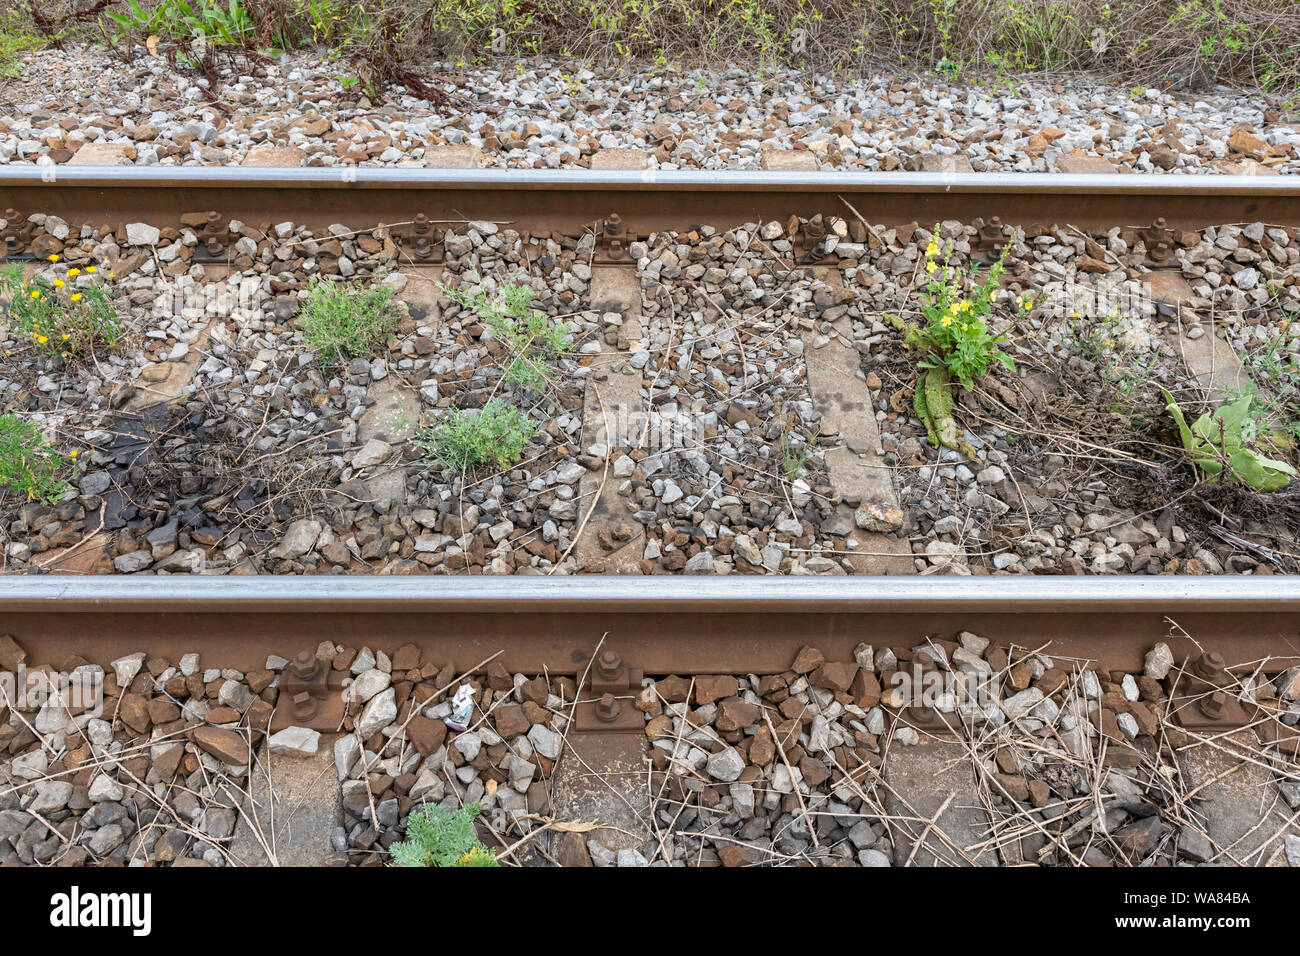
<box><xmin>0</xmin><ymin>632</ymin><xmax>273</xmax><ymax>866</ymax></box>
<box><xmin>3</xmin><ymin>45</ymin><xmax>1299</xmax><ymax>174</ymax></box>
<box><xmin>2</xmin><ymin>208</ymin><xmax>1298</xmax><ymax>575</ymax></box>
<box><xmin>2</xmin><ymin>630</ymin><xmax>1297</xmax><ymax>866</ymax></box>
<box><xmin>641</xmin><ymin>638</ymin><xmax>1300</xmax><ymax>866</ymax></box>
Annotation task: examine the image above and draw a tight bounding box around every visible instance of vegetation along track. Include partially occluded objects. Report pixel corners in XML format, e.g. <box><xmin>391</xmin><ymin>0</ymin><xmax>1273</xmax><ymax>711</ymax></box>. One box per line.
<box><xmin>2</xmin><ymin>168</ymin><xmax>1300</xmax><ymax>866</ymax></box>
<box><xmin>4</xmin><ymin>167</ymin><xmax>1300</xmax><ymax>579</ymax></box>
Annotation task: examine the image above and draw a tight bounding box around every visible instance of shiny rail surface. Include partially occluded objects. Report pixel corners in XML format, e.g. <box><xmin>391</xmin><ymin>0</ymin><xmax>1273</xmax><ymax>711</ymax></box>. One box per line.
<box><xmin>3</xmin><ymin>168</ymin><xmax>1300</xmax><ymax>233</ymax></box>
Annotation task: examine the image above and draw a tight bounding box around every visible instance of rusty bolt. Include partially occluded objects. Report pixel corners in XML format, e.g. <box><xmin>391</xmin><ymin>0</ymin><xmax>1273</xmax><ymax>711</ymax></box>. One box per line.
<box><xmin>595</xmin><ymin>693</ymin><xmax>620</xmax><ymax>723</ymax></box>
<box><xmin>596</xmin><ymin>650</ymin><xmax>623</xmax><ymax>681</ymax></box>
<box><xmin>1199</xmin><ymin>691</ymin><xmax>1226</xmax><ymax>719</ymax></box>
<box><xmin>292</xmin><ymin>650</ymin><xmax>320</xmax><ymax>680</ymax></box>
<box><xmin>1193</xmin><ymin>651</ymin><xmax>1227</xmax><ymax>683</ymax></box>
<box><xmin>291</xmin><ymin>690</ymin><xmax>317</xmax><ymax>719</ymax></box>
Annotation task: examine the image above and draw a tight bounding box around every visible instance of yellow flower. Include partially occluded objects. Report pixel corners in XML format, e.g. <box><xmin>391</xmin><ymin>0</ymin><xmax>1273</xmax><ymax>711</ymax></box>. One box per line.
<box><xmin>54</xmin><ymin>280</ymin><xmax>64</xmax><ymax>288</ymax></box>
<box><xmin>71</xmin><ymin>293</ymin><xmax>82</xmax><ymax>302</ymax></box>
<box><xmin>107</xmin><ymin>272</ymin><xmax>116</xmax><ymax>279</ymax></box>
<box><xmin>86</xmin><ymin>266</ymin><xmax>96</xmax><ymax>274</ymax></box>
<box><xmin>47</xmin><ymin>254</ymin><xmax>59</xmax><ymax>262</ymax></box>
<box><xmin>37</xmin><ymin>335</ymin><xmax>48</xmax><ymax>344</ymax></box>
<box><xmin>30</xmin><ymin>290</ymin><xmax>40</xmax><ymax>299</ymax></box>
<box><xmin>926</xmin><ymin>261</ymin><xmax>936</xmax><ymax>273</ymax></box>
<box><xmin>961</xmin><ymin>323</ymin><xmax>969</xmax><ymax>332</ymax></box>
<box><xmin>69</xmin><ymin>450</ymin><xmax>78</xmax><ymax>458</ymax></box>
<box><xmin>68</xmin><ymin>268</ymin><xmax>80</xmax><ymax>277</ymax></box>
<box><xmin>61</xmin><ymin>333</ymin><xmax>70</xmax><ymax>340</ymax></box>
<box><xmin>940</xmin><ymin>315</ymin><xmax>953</xmax><ymax>327</ymax></box>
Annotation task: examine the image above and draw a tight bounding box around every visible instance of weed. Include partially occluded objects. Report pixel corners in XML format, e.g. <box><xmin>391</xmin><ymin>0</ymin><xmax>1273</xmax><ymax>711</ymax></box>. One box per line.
<box><xmin>388</xmin><ymin>802</ymin><xmax>497</xmax><ymax>867</ymax></box>
<box><xmin>884</xmin><ymin>226</ymin><xmax>1014</xmax><ymax>456</ymax></box>
<box><xmin>441</xmin><ymin>275</ymin><xmax>570</xmax><ymax>393</ymax></box>
<box><xmin>0</xmin><ymin>413</ymin><xmax>71</xmax><ymax>505</ymax></box>
<box><xmin>1162</xmin><ymin>384</ymin><xmax>1297</xmax><ymax>491</ymax></box>
<box><xmin>912</xmin><ymin>230</ymin><xmax>1015</xmax><ymax>390</ymax></box>
<box><xmin>1</xmin><ymin>259</ymin><xmax>121</xmax><ymax>358</ymax></box>
<box><xmin>1240</xmin><ymin>320</ymin><xmax>1300</xmax><ymax>439</ymax></box>
<box><xmin>297</xmin><ymin>276</ymin><xmax>399</xmax><ymax>363</ymax></box>
<box><xmin>415</xmin><ymin>399</ymin><xmax>538</xmax><ymax>474</ymax></box>
<box><xmin>107</xmin><ymin>0</ymin><xmax>256</xmax><ymax>61</ymax></box>
<box><xmin>780</xmin><ymin>425</ymin><xmax>819</xmax><ymax>482</ymax></box>
<box><xmin>0</xmin><ymin>7</ymin><xmax>43</xmax><ymax>76</ymax></box>
<box><xmin>1068</xmin><ymin>309</ymin><xmax>1161</xmax><ymax>405</ymax></box>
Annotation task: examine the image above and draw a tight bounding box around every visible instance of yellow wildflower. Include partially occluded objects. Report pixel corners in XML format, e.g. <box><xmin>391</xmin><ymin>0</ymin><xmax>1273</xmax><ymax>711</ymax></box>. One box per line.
<box><xmin>926</xmin><ymin>261</ymin><xmax>936</xmax><ymax>273</ymax></box>
<box><xmin>70</xmin><ymin>293</ymin><xmax>82</xmax><ymax>302</ymax></box>
<box><xmin>69</xmin><ymin>450</ymin><xmax>78</xmax><ymax>458</ymax></box>
<box><xmin>30</xmin><ymin>290</ymin><xmax>40</xmax><ymax>299</ymax></box>
<box><xmin>86</xmin><ymin>266</ymin><xmax>96</xmax><ymax>274</ymax></box>
<box><xmin>54</xmin><ymin>279</ymin><xmax>64</xmax><ymax>288</ymax></box>
<box><xmin>940</xmin><ymin>315</ymin><xmax>953</xmax><ymax>327</ymax></box>
<box><xmin>68</xmin><ymin>268</ymin><xmax>80</xmax><ymax>277</ymax></box>
<box><xmin>37</xmin><ymin>335</ymin><xmax>48</xmax><ymax>344</ymax></box>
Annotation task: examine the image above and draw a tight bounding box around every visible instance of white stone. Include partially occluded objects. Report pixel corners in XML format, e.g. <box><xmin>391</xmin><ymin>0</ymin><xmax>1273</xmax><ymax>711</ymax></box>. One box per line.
<box><xmin>88</xmin><ymin>774</ymin><xmax>124</xmax><ymax>802</ymax></box>
<box><xmin>357</xmin><ymin>688</ymin><xmax>397</xmax><ymax>738</ymax></box>
<box><xmin>112</xmin><ymin>652</ymin><xmax>146</xmax><ymax>687</ymax></box>
<box><xmin>269</xmin><ymin>725</ymin><xmax>321</xmax><ymax>757</ymax></box>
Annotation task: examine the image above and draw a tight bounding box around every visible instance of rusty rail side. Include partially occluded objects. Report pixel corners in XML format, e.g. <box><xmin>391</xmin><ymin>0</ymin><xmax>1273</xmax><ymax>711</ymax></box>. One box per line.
<box><xmin>3</xmin><ymin>168</ymin><xmax>1300</xmax><ymax>234</ymax></box>
<box><xmin>1</xmin><ymin>577</ymin><xmax>1296</xmax><ymax>677</ymax></box>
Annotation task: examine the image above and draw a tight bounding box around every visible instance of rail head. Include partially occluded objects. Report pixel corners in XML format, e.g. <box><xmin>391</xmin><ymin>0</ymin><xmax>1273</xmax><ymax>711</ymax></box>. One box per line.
<box><xmin>1</xmin><ymin>576</ymin><xmax>1298</xmax><ymax>613</ymax></box>
<box><xmin>3</xmin><ymin>166</ymin><xmax>1300</xmax><ymax>197</ymax></box>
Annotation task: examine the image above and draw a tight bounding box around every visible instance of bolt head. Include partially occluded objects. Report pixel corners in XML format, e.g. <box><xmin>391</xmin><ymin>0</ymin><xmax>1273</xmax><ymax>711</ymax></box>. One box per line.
<box><xmin>595</xmin><ymin>692</ymin><xmax>620</xmax><ymax>722</ymax></box>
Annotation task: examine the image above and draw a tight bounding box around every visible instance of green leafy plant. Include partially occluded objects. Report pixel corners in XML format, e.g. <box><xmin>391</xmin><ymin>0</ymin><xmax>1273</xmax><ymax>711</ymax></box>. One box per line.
<box><xmin>0</xmin><ymin>413</ymin><xmax>71</xmax><ymax>505</ymax></box>
<box><xmin>0</xmin><ymin>7</ymin><xmax>43</xmax><ymax>77</ymax></box>
<box><xmin>1240</xmin><ymin>319</ymin><xmax>1300</xmax><ymax>440</ymax></box>
<box><xmin>389</xmin><ymin>802</ymin><xmax>498</xmax><ymax>867</ymax></box>
<box><xmin>416</xmin><ymin>399</ymin><xmax>538</xmax><ymax>474</ymax></box>
<box><xmin>1161</xmin><ymin>385</ymin><xmax>1297</xmax><ymax>491</ymax></box>
<box><xmin>106</xmin><ymin>0</ymin><xmax>255</xmax><ymax>51</ymax></box>
<box><xmin>886</xmin><ymin>226</ymin><xmax>1014</xmax><ymax>456</ymax></box>
<box><xmin>1</xmin><ymin>260</ymin><xmax>121</xmax><ymax>358</ymax></box>
<box><xmin>441</xmin><ymin>275</ymin><xmax>570</xmax><ymax>392</ymax></box>
<box><xmin>298</xmin><ymin>276</ymin><xmax>399</xmax><ymax>363</ymax></box>
<box><xmin>780</xmin><ymin>425</ymin><xmax>819</xmax><ymax>482</ymax></box>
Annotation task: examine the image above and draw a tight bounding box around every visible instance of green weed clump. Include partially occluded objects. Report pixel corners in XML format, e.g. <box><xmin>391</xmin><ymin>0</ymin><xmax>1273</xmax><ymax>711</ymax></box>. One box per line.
<box><xmin>416</xmin><ymin>399</ymin><xmax>538</xmax><ymax>474</ymax></box>
<box><xmin>887</xmin><ymin>225</ymin><xmax>1014</xmax><ymax>456</ymax></box>
<box><xmin>1</xmin><ymin>260</ymin><xmax>121</xmax><ymax>359</ymax></box>
<box><xmin>298</xmin><ymin>277</ymin><xmax>399</xmax><ymax>363</ymax></box>
<box><xmin>0</xmin><ymin>7</ymin><xmax>43</xmax><ymax>77</ymax></box>
<box><xmin>441</xmin><ymin>276</ymin><xmax>570</xmax><ymax>393</ymax></box>
<box><xmin>106</xmin><ymin>0</ymin><xmax>256</xmax><ymax>56</ymax></box>
<box><xmin>389</xmin><ymin>802</ymin><xmax>498</xmax><ymax>867</ymax></box>
<box><xmin>0</xmin><ymin>413</ymin><xmax>71</xmax><ymax>505</ymax></box>
<box><xmin>1163</xmin><ymin>385</ymin><xmax>1297</xmax><ymax>491</ymax></box>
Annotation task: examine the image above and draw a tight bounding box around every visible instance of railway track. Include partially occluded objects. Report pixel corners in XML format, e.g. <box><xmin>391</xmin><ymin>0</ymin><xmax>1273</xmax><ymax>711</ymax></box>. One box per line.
<box><xmin>5</xmin><ymin>167</ymin><xmax>1300</xmax><ymax>240</ymax></box>
<box><xmin>2</xmin><ymin>166</ymin><xmax>1300</xmax><ymax>868</ymax></box>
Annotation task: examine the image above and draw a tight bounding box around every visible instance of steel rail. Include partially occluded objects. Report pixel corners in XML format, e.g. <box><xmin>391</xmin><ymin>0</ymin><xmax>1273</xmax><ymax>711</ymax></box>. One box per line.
<box><xmin>2</xmin><ymin>577</ymin><xmax>1297</xmax><ymax>676</ymax></box>
<box><xmin>3</xmin><ymin>168</ymin><xmax>1299</xmax><ymax>233</ymax></box>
